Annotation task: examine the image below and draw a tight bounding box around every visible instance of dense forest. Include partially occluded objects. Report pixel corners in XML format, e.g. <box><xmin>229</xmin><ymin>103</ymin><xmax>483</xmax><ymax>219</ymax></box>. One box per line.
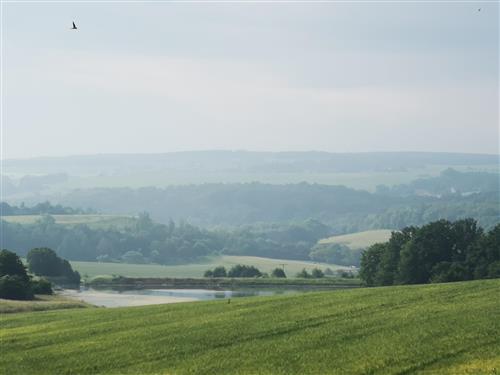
<box><xmin>52</xmin><ymin>180</ymin><xmax>499</xmax><ymax>229</ymax></box>
<box><xmin>359</xmin><ymin>219</ymin><xmax>500</xmax><ymax>286</ymax></box>
<box><xmin>2</xmin><ymin>169</ymin><xmax>498</xmax><ymax>266</ymax></box>
<box><xmin>1</xmin><ymin>214</ymin><xmax>334</xmax><ymax>264</ymax></box>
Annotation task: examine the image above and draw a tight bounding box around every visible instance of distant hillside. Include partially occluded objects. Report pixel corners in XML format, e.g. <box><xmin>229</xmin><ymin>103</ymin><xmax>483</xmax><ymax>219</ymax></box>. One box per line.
<box><xmin>5</xmin><ymin>151</ymin><xmax>498</xmax><ymax>175</ymax></box>
<box><xmin>3</xmin><ymin>151</ymin><xmax>498</xmax><ymax>199</ymax></box>
<box><xmin>50</xmin><ymin>184</ymin><xmax>499</xmax><ymax>230</ymax></box>
<box><xmin>377</xmin><ymin>168</ymin><xmax>499</xmax><ymax>197</ymax></box>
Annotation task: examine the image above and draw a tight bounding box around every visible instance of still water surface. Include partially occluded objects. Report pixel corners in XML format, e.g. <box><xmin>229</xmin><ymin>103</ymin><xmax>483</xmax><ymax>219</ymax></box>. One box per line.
<box><xmin>62</xmin><ymin>288</ymin><xmax>302</xmax><ymax>308</ymax></box>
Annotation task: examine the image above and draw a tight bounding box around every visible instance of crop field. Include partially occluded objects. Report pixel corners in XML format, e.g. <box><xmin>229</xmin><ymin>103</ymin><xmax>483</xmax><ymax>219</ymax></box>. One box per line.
<box><xmin>318</xmin><ymin>229</ymin><xmax>393</xmax><ymax>249</ymax></box>
<box><xmin>72</xmin><ymin>255</ymin><xmax>343</xmax><ymax>279</ymax></box>
<box><xmin>1</xmin><ymin>279</ymin><xmax>499</xmax><ymax>374</ymax></box>
<box><xmin>0</xmin><ymin>214</ymin><xmax>135</xmax><ymax>229</ymax></box>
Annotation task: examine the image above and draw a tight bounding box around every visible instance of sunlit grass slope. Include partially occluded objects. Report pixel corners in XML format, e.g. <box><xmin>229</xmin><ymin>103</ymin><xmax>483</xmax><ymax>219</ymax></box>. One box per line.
<box><xmin>318</xmin><ymin>229</ymin><xmax>393</xmax><ymax>249</ymax></box>
<box><xmin>2</xmin><ymin>279</ymin><xmax>499</xmax><ymax>374</ymax></box>
<box><xmin>72</xmin><ymin>255</ymin><xmax>343</xmax><ymax>279</ymax></box>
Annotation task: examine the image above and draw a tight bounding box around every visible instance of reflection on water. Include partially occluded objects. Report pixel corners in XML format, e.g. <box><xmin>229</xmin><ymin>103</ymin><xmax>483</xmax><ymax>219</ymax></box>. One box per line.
<box><xmin>146</xmin><ymin>288</ymin><xmax>297</xmax><ymax>299</ymax></box>
<box><xmin>62</xmin><ymin>287</ymin><xmax>302</xmax><ymax>308</ymax></box>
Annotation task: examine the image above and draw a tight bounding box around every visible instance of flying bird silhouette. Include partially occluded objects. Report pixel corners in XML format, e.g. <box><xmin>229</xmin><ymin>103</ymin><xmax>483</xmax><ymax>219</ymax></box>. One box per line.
<box><xmin>72</xmin><ymin>21</ymin><xmax>77</xmax><ymax>30</ymax></box>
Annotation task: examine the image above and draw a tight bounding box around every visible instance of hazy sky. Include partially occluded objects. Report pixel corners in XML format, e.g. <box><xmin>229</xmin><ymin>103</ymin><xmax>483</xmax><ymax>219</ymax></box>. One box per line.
<box><xmin>3</xmin><ymin>1</ymin><xmax>499</xmax><ymax>159</ymax></box>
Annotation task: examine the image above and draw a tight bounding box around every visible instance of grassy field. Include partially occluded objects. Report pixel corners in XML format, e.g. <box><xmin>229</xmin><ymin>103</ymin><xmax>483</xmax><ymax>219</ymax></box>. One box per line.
<box><xmin>1</xmin><ymin>279</ymin><xmax>499</xmax><ymax>374</ymax></box>
<box><xmin>318</xmin><ymin>229</ymin><xmax>393</xmax><ymax>249</ymax></box>
<box><xmin>0</xmin><ymin>214</ymin><xmax>135</xmax><ymax>229</ymax></box>
<box><xmin>0</xmin><ymin>294</ymin><xmax>92</xmax><ymax>314</ymax></box>
<box><xmin>72</xmin><ymin>255</ymin><xmax>344</xmax><ymax>279</ymax></box>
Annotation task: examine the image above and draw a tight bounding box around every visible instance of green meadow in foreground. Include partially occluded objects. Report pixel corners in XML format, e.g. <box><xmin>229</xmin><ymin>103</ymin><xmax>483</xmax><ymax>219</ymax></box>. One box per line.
<box><xmin>1</xmin><ymin>279</ymin><xmax>499</xmax><ymax>374</ymax></box>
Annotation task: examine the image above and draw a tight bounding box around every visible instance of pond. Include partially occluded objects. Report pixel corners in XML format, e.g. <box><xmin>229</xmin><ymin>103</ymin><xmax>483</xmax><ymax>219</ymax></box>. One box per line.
<box><xmin>61</xmin><ymin>287</ymin><xmax>304</xmax><ymax>308</ymax></box>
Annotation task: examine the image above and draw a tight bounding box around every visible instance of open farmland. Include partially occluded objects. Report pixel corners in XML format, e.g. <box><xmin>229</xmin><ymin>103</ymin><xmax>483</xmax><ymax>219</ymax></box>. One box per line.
<box><xmin>1</xmin><ymin>279</ymin><xmax>499</xmax><ymax>374</ymax></box>
<box><xmin>318</xmin><ymin>229</ymin><xmax>393</xmax><ymax>249</ymax></box>
<box><xmin>72</xmin><ymin>255</ymin><xmax>344</xmax><ymax>279</ymax></box>
<box><xmin>0</xmin><ymin>214</ymin><xmax>135</xmax><ymax>229</ymax></box>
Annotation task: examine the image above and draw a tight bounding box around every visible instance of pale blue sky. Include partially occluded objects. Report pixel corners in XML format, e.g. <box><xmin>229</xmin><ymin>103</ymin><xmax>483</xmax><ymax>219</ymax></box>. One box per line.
<box><xmin>3</xmin><ymin>1</ymin><xmax>499</xmax><ymax>158</ymax></box>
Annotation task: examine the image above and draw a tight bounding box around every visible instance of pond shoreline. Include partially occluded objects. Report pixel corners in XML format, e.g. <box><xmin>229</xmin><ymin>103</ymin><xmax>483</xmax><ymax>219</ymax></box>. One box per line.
<box><xmin>88</xmin><ymin>276</ymin><xmax>361</xmax><ymax>291</ymax></box>
<box><xmin>61</xmin><ymin>289</ymin><xmax>198</xmax><ymax>308</ymax></box>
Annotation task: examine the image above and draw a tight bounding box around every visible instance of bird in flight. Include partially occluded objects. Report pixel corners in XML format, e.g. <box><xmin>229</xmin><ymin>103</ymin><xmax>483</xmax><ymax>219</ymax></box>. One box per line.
<box><xmin>71</xmin><ymin>21</ymin><xmax>78</xmax><ymax>30</ymax></box>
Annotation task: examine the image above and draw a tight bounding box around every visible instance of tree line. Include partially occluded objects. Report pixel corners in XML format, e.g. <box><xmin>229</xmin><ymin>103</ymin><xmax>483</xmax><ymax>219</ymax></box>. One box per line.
<box><xmin>203</xmin><ymin>265</ymin><xmax>327</xmax><ymax>279</ymax></box>
<box><xmin>359</xmin><ymin>219</ymin><xmax>500</xmax><ymax>286</ymax></box>
<box><xmin>1</xmin><ymin>214</ymin><xmax>337</xmax><ymax>265</ymax></box>
<box><xmin>51</xmin><ymin>173</ymin><xmax>499</xmax><ymax>230</ymax></box>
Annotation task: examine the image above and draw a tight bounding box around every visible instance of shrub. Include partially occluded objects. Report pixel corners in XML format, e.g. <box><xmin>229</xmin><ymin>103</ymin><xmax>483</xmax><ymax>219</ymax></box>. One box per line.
<box><xmin>0</xmin><ymin>249</ymin><xmax>29</xmax><ymax>281</ymax></box>
<box><xmin>0</xmin><ymin>275</ymin><xmax>33</xmax><ymax>300</ymax></box>
<box><xmin>204</xmin><ymin>270</ymin><xmax>214</xmax><ymax>277</ymax></box>
<box><xmin>311</xmin><ymin>268</ymin><xmax>325</xmax><ymax>278</ymax></box>
<box><xmin>212</xmin><ymin>266</ymin><xmax>227</xmax><ymax>278</ymax></box>
<box><xmin>31</xmin><ymin>278</ymin><xmax>53</xmax><ymax>295</ymax></box>
<box><xmin>228</xmin><ymin>265</ymin><xmax>262</xmax><ymax>278</ymax></box>
<box><xmin>271</xmin><ymin>268</ymin><xmax>286</xmax><ymax>278</ymax></box>
<box><xmin>339</xmin><ymin>270</ymin><xmax>355</xmax><ymax>278</ymax></box>
<box><xmin>296</xmin><ymin>269</ymin><xmax>310</xmax><ymax>278</ymax></box>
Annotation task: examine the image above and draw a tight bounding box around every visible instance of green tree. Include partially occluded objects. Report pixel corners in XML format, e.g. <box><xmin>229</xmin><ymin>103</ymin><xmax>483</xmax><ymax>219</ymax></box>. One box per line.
<box><xmin>212</xmin><ymin>266</ymin><xmax>227</xmax><ymax>278</ymax></box>
<box><xmin>430</xmin><ymin>262</ymin><xmax>468</xmax><ymax>283</ymax></box>
<box><xmin>375</xmin><ymin>228</ymin><xmax>415</xmax><ymax>286</ymax></box>
<box><xmin>31</xmin><ymin>278</ymin><xmax>53</xmax><ymax>295</ymax></box>
<box><xmin>466</xmin><ymin>224</ymin><xmax>500</xmax><ymax>279</ymax></box>
<box><xmin>27</xmin><ymin>248</ymin><xmax>80</xmax><ymax>285</ymax></box>
<box><xmin>0</xmin><ymin>249</ymin><xmax>29</xmax><ymax>281</ymax></box>
<box><xmin>27</xmin><ymin>248</ymin><xmax>61</xmax><ymax>276</ymax></box>
<box><xmin>228</xmin><ymin>265</ymin><xmax>261</xmax><ymax>278</ymax></box>
<box><xmin>359</xmin><ymin>243</ymin><xmax>386</xmax><ymax>286</ymax></box>
<box><xmin>271</xmin><ymin>268</ymin><xmax>286</xmax><ymax>278</ymax></box>
<box><xmin>296</xmin><ymin>269</ymin><xmax>310</xmax><ymax>278</ymax></box>
<box><xmin>397</xmin><ymin>220</ymin><xmax>455</xmax><ymax>284</ymax></box>
<box><xmin>0</xmin><ymin>250</ymin><xmax>33</xmax><ymax>300</ymax></box>
<box><xmin>311</xmin><ymin>268</ymin><xmax>325</xmax><ymax>278</ymax></box>
<box><xmin>0</xmin><ymin>275</ymin><xmax>33</xmax><ymax>300</ymax></box>
<box><xmin>204</xmin><ymin>270</ymin><xmax>214</xmax><ymax>277</ymax></box>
